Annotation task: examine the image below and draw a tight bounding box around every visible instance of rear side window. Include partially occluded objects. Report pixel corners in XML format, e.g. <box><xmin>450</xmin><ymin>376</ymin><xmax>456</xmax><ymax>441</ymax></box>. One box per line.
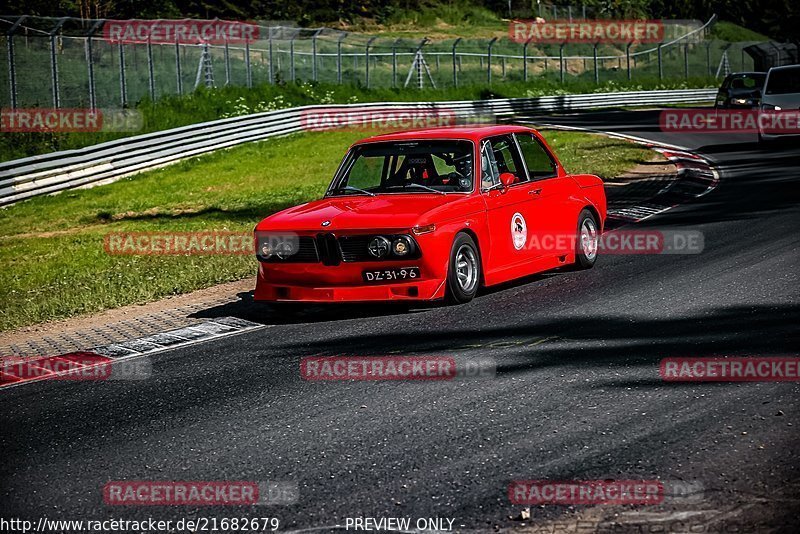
<box><xmin>766</xmin><ymin>68</ymin><xmax>800</xmax><ymax>95</ymax></box>
<box><xmin>515</xmin><ymin>134</ymin><xmax>557</xmax><ymax>180</ymax></box>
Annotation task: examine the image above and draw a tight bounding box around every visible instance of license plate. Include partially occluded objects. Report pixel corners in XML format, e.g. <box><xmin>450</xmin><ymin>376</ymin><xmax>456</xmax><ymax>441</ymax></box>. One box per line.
<box><xmin>362</xmin><ymin>267</ymin><xmax>420</xmax><ymax>284</ymax></box>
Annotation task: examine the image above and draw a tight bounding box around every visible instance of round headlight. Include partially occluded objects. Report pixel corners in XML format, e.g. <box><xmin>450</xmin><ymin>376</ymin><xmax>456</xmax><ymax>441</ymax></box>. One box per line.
<box><xmin>368</xmin><ymin>236</ymin><xmax>391</xmax><ymax>258</ymax></box>
<box><xmin>260</xmin><ymin>242</ymin><xmax>273</xmax><ymax>258</ymax></box>
<box><xmin>392</xmin><ymin>237</ymin><xmax>411</xmax><ymax>256</ymax></box>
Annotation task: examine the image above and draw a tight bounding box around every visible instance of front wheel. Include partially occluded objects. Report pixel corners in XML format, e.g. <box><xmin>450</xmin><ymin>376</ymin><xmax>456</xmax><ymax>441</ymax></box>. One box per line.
<box><xmin>446</xmin><ymin>233</ymin><xmax>481</xmax><ymax>304</ymax></box>
<box><xmin>575</xmin><ymin>209</ymin><xmax>599</xmax><ymax>269</ymax></box>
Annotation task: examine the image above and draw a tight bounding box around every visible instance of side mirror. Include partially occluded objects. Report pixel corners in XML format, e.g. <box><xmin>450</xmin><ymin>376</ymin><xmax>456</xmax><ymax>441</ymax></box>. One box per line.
<box><xmin>499</xmin><ymin>172</ymin><xmax>516</xmax><ymax>187</ymax></box>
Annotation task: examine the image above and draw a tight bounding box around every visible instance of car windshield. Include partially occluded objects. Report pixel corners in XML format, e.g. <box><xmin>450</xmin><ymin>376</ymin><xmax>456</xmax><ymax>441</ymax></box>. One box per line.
<box><xmin>726</xmin><ymin>74</ymin><xmax>765</xmax><ymax>90</ymax></box>
<box><xmin>765</xmin><ymin>68</ymin><xmax>800</xmax><ymax>95</ymax></box>
<box><xmin>328</xmin><ymin>140</ymin><xmax>474</xmax><ymax>195</ymax></box>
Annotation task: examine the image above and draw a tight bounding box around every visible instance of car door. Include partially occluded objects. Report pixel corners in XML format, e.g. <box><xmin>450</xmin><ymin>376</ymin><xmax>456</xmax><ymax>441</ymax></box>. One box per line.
<box><xmin>513</xmin><ymin>132</ymin><xmax>574</xmax><ymax>260</ymax></box>
<box><xmin>480</xmin><ymin>134</ymin><xmax>544</xmax><ymax>280</ymax></box>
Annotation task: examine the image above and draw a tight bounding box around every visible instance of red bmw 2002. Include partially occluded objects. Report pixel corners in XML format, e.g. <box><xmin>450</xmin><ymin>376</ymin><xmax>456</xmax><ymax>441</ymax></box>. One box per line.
<box><xmin>254</xmin><ymin>125</ymin><xmax>606</xmax><ymax>304</ymax></box>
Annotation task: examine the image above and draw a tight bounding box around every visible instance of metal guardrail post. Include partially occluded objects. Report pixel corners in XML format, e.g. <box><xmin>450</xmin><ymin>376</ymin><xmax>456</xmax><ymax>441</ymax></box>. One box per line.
<box><xmin>487</xmin><ymin>37</ymin><xmax>498</xmax><ymax>85</ymax></box>
<box><xmin>336</xmin><ymin>33</ymin><xmax>346</xmax><ymax>84</ymax></box>
<box><xmin>452</xmin><ymin>38</ymin><xmax>462</xmax><ymax>88</ymax></box>
<box><xmin>593</xmin><ymin>42</ymin><xmax>599</xmax><ymax>84</ymax></box>
<box><xmin>49</xmin><ymin>18</ymin><xmax>68</xmax><ymax>109</ymax></box>
<box><xmin>365</xmin><ymin>36</ymin><xmax>377</xmax><ymax>89</ymax></box>
<box><xmin>626</xmin><ymin>42</ymin><xmax>632</xmax><ymax>80</ymax></box>
<box><xmin>559</xmin><ymin>43</ymin><xmax>565</xmax><ymax>84</ymax></box>
<box><xmin>6</xmin><ymin>16</ymin><xmax>26</xmax><ymax>110</ymax></box>
<box><xmin>523</xmin><ymin>38</ymin><xmax>532</xmax><ymax>82</ymax></box>
<box><xmin>85</xmin><ymin>19</ymin><xmax>103</xmax><ymax>110</ymax></box>
<box><xmin>657</xmin><ymin>43</ymin><xmax>663</xmax><ymax>80</ymax></box>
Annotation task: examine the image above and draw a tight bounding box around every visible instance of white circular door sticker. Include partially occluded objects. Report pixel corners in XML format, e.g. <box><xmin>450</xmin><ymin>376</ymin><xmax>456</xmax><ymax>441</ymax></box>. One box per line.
<box><xmin>511</xmin><ymin>212</ymin><xmax>527</xmax><ymax>250</ymax></box>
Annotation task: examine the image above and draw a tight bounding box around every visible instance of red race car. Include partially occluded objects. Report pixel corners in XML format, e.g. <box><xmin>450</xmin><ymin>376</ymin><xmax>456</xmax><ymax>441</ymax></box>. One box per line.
<box><xmin>254</xmin><ymin>125</ymin><xmax>606</xmax><ymax>304</ymax></box>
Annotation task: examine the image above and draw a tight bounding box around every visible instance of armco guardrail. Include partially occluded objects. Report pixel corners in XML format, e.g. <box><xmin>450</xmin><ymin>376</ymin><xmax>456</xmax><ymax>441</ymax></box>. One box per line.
<box><xmin>0</xmin><ymin>88</ymin><xmax>716</xmax><ymax>206</ymax></box>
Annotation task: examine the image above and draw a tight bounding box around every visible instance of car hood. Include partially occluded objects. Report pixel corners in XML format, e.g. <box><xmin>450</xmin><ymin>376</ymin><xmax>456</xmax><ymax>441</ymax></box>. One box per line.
<box><xmin>762</xmin><ymin>93</ymin><xmax>800</xmax><ymax>108</ymax></box>
<box><xmin>255</xmin><ymin>194</ymin><xmax>463</xmax><ymax>232</ymax></box>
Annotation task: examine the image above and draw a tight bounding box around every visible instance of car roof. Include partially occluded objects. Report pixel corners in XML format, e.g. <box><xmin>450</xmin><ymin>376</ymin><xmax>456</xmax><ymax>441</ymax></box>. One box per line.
<box><xmin>768</xmin><ymin>64</ymin><xmax>800</xmax><ymax>73</ymax></box>
<box><xmin>355</xmin><ymin>124</ymin><xmax>536</xmax><ymax>144</ymax></box>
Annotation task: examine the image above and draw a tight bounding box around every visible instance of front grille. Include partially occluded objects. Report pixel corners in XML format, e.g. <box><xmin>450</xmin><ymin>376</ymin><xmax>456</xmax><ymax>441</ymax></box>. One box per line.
<box><xmin>338</xmin><ymin>235</ymin><xmax>373</xmax><ymax>262</ymax></box>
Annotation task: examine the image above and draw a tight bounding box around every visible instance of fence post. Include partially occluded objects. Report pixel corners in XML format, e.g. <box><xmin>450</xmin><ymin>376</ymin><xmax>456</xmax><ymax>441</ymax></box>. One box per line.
<box><xmin>147</xmin><ymin>37</ymin><xmax>155</xmax><ymax>100</ymax></box>
<box><xmin>593</xmin><ymin>42</ymin><xmax>599</xmax><ymax>84</ymax></box>
<box><xmin>268</xmin><ymin>26</ymin><xmax>274</xmax><ymax>84</ymax></box>
<box><xmin>391</xmin><ymin>38</ymin><xmax>401</xmax><ymax>88</ymax></box>
<box><xmin>657</xmin><ymin>44</ymin><xmax>663</xmax><ymax>80</ymax></box>
<box><xmin>684</xmin><ymin>42</ymin><xmax>689</xmax><ymax>78</ymax></box>
<box><xmin>175</xmin><ymin>38</ymin><xmax>183</xmax><ymax>94</ymax></box>
<box><xmin>336</xmin><ymin>33</ymin><xmax>346</xmax><ymax>84</ymax></box>
<box><xmin>452</xmin><ymin>38</ymin><xmax>462</xmax><ymax>87</ymax></box>
<box><xmin>705</xmin><ymin>42</ymin><xmax>711</xmax><ymax>76</ymax></box>
<box><xmin>487</xmin><ymin>37</ymin><xmax>498</xmax><ymax>85</ymax></box>
<box><xmin>6</xmin><ymin>16</ymin><xmax>26</xmax><ymax>109</ymax></box>
<box><xmin>244</xmin><ymin>39</ymin><xmax>252</xmax><ymax>88</ymax></box>
<box><xmin>85</xmin><ymin>19</ymin><xmax>102</xmax><ymax>110</ymax></box>
<box><xmin>365</xmin><ymin>36</ymin><xmax>377</xmax><ymax>89</ymax></box>
<box><xmin>312</xmin><ymin>30</ymin><xmax>320</xmax><ymax>82</ymax></box>
<box><xmin>559</xmin><ymin>43</ymin><xmax>565</xmax><ymax>84</ymax></box>
<box><xmin>626</xmin><ymin>41</ymin><xmax>632</xmax><ymax>80</ymax></box>
<box><xmin>224</xmin><ymin>36</ymin><xmax>231</xmax><ymax>85</ymax></box>
<box><xmin>118</xmin><ymin>42</ymin><xmax>127</xmax><ymax>107</ymax></box>
<box><xmin>523</xmin><ymin>38</ymin><xmax>532</xmax><ymax>82</ymax></box>
<box><xmin>49</xmin><ymin>18</ymin><xmax>68</xmax><ymax>109</ymax></box>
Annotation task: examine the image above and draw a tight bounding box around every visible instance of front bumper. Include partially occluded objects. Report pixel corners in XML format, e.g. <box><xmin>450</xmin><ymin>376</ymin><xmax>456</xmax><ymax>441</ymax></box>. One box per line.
<box><xmin>254</xmin><ymin>245</ymin><xmax>449</xmax><ymax>302</ymax></box>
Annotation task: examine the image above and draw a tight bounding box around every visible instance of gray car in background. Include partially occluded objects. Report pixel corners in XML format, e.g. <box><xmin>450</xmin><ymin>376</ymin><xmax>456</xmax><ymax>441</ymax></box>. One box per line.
<box><xmin>759</xmin><ymin>65</ymin><xmax>800</xmax><ymax>142</ymax></box>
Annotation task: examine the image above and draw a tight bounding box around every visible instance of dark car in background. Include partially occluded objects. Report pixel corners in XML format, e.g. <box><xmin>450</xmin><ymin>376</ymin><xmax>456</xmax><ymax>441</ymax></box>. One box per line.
<box><xmin>715</xmin><ymin>72</ymin><xmax>767</xmax><ymax>109</ymax></box>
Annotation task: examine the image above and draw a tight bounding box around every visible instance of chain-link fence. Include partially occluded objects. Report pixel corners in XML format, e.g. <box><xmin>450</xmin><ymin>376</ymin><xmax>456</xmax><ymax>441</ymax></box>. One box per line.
<box><xmin>0</xmin><ymin>15</ymin><xmax>764</xmax><ymax>109</ymax></box>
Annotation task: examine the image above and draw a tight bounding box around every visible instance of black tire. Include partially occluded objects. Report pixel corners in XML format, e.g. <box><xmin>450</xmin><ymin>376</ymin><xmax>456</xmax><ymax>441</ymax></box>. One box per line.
<box><xmin>575</xmin><ymin>209</ymin><xmax>600</xmax><ymax>270</ymax></box>
<box><xmin>446</xmin><ymin>233</ymin><xmax>481</xmax><ymax>304</ymax></box>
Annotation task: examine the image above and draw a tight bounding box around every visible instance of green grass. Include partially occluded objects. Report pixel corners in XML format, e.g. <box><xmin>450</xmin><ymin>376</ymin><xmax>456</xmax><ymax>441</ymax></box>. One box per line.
<box><xmin>0</xmin><ymin>128</ymin><xmax>652</xmax><ymax>331</ymax></box>
<box><xmin>709</xmin><ymin>21</ymin><xmax>770</xmax><ymax>42</ymax></box>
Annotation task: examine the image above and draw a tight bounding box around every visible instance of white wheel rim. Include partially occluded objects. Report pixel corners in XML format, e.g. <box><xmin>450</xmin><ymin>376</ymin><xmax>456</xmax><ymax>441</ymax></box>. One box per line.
<box><xmin>455</xmin><ymin>245</ymin><xmax>478</xmax><ymax>293</ymax></box>
<box><xmin>580</xmin><ymin>218</ymin><xmax>598</xmax><ymax>261</ymax></box>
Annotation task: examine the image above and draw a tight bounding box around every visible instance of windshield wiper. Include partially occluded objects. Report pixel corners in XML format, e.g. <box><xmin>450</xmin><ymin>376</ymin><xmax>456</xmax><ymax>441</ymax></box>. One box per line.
<box><xmin>329</xmin><ymin>185</ymin><xmax>376</xmax><ymax>197</ymax></box>
<box><xmin>387</xmin><ymin>184</ymin><xmax>446</xmax><ymax>195</ymax></box>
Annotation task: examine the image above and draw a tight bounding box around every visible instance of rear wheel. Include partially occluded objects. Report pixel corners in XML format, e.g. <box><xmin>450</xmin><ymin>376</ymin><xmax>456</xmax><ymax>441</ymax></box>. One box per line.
<box><xmin>575</xmin><ymin>209</ymin><xmax>599</xmax><ymax>269</ymax></box>
<box><xmin>446</xmin><ymin>233</ymin><xmax>481</xmax><ymax>304</ymax></box>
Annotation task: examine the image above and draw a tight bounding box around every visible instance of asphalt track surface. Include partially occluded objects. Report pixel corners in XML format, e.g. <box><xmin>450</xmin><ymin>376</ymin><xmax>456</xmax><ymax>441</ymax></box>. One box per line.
<box><xmin>1</xmin><ymin>109</ymin><xmax>799</xmax><ymax>532</ymax></box>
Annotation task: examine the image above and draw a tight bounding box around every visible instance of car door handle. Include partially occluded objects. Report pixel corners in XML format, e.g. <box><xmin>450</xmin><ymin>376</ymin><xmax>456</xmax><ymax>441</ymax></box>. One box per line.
<box><xmin>529</xmin><ymin>189</ymin><xmax>542</xmax><ymax>196</ymax></box>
